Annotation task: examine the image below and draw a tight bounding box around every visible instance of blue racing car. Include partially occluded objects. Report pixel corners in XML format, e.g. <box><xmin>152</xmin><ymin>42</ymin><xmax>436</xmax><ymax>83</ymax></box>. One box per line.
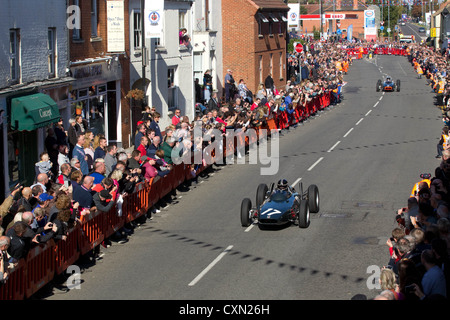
<box><xmin>376</xmin><ymin>76</ymin><xmax>400</xmax><ymax>92</ymax></box>
<box><xmin>240</xmin><ymin>179</ymin><xmax>320</xmax><ymax>229</ymax></box>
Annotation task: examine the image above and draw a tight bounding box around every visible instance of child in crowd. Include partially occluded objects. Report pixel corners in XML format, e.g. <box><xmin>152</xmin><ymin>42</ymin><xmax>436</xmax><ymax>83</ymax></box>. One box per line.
<box><xmin>35</xmin><ymin>152</ymin><xmax>53</xmax><ymax>178</ymax></box>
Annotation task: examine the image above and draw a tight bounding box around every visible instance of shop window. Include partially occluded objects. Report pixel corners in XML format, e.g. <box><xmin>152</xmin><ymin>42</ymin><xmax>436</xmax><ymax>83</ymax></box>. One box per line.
<box><xmin>168</xmin><ymin>67</ymin><xmax>177</xmax><ymax>110</ymax></box>
<box><xmin>69</xmin><ymin>85</ymin><xmax>107</xmax><ymax>137</ymax></box>
<box><xmin>279</xmin><ymin>52</ymin><xmax>283</xmax><ymax>80</ymax></box>
<box><xmin>91</xmin><ymin>0</ymin><xmax>98</xmax><ymax>38</ymax></box>
<box><xmin>133</xmin><ymin>10</ymin><xmax>142</xmax><ymax>49</ymax></box>
<box><xmin>71</xmin><ymin>0</ymin><xmax>81</xmax><ymax>40</ymax></box>
<box><xmin>48</xmin><ymin>28</ymin><xmax>56</xmax><ymax>78</ymax></box>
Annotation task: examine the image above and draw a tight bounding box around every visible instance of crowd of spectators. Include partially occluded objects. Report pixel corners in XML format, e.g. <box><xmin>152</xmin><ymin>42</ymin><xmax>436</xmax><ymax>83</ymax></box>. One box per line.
<box><xmin>372</xmin><ymin>42</ymin><xmax>450</xmax><ymax>301</ymax></box>
<box><xmin>0</xmin><ymin>114</ymin><xmax>153</xmax><ymax>288</ymax></box>
<box><xmin>0</xmin><ymin>37</ymin><xmax>350</xmax><ymax>291</ymax></box>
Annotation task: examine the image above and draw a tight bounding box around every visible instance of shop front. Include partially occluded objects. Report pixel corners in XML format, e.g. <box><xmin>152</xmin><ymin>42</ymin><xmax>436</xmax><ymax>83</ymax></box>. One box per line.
<box><xmin>0</xmin><ymin>78</ymin><xmax>73</xmax><ymax>200</ymax></box>
<box><xmin>69</xmin><ymin>58</ymin><xmax>123</xmax><ymax>146</ymax></box>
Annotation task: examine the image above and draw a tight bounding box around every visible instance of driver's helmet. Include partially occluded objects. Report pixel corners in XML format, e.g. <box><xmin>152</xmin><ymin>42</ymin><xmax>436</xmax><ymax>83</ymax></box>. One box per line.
<box><xmin>386</xmin><ymin>76</ymin><xmax>391</xmax><ymax>82</ymax></box>
<box><xmin>277</xmin><ymin>179</ymin><xmax>289</xmax><ymax>191</ymax></box>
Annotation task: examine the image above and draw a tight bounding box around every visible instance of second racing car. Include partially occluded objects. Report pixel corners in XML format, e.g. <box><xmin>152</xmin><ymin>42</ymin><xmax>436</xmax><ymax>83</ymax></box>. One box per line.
<box><xmin>376</xmin><ymin>76</ymin><xmax>400</xmax><ymax>92</ymax></box>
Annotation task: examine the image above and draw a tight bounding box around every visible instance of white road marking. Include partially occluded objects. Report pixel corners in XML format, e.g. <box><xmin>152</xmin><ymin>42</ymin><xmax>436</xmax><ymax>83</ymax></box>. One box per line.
<box><xmin>355</xmin><ymin>118</ymin><xmax>364</xmax><ymax>126</ymax></box>
<box><xmin>308</xmin><ymin>157</ymin><xmax>324</xmax><ymax>171</ymax></box>
<box><xmin>327</xmin><ymin>141</ymin><xmax>341</xmax><ymax>153</ymax></box>
<box><xmin>244</xmin><ymin>223</ymin><xmax>255</xmax><ymax>233</ymax></box>
<box><xmin>291</xmin><ymin>177</ymin><xmax>302</xmax><ymax>188</ymax></box>
<box><xmin>343</xmin><ymin>128</ymin><xmax>354</xmax><ymax>138</ymax></box>
<box><xmin>188</xmin><ymin>245</ymin><xmax>234</xmax><ymax>286</ymax></box>
<box><xmin>365</xmin><ymin>109</ymin><xmax>372</xmax><ymax>116</ymax></box>
<box><xmin>397</xmin><ymin>61</ymin><xmax>407</xmax><ymax>75</ymax></box>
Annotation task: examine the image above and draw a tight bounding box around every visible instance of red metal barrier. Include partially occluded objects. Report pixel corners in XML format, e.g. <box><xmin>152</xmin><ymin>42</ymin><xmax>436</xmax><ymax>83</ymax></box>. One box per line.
<box><xmin>104</xmin><ymin>203</ymin><xmax>125</xmax><ymax>239</ymax></box>
<box><xmin>24</xmin><ymin>240</ymin><xmax>55</xmax><ymax>298</ymax></box>
<box><xmin>0</xmin><ymin>259</ymin><xmax>25</xmax><ymax>300</ymax></box>
<box><xmin>54</xmin><ymin>226</ymin><xmax>81</xmax><ymax>275</ymax></box>
<box><xmin>159</xmin><ymin>173</ymin><xmax>173</xmax><ymax>199</ymax></box>
<box><xmin>172</xmin><ymin>164</ymin><xmax>186</xmax><ymax>189</ymax></box>
<box><xmin>148</xmin><ymin>177</ymin><xmax>161</xmax><ymax>206</ymax></box>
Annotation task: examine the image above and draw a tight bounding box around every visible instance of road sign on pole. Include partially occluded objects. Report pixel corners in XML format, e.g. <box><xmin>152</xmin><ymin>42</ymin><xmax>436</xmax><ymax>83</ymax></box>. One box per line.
<box><xmin>295</xmin><ymin>42</ymin><xmax>303</xmax><ymax>53</ymax></box>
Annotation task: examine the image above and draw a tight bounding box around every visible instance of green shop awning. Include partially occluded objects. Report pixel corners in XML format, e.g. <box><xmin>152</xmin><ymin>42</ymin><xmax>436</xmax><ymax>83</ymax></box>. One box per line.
<box><xmin>11</xmin><ymin>93</ymin><xmax>60</xmax><ymax>131</ymax></box>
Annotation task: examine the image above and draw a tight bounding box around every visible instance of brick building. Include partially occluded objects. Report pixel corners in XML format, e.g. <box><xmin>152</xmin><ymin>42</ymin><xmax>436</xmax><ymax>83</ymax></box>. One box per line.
<box><xmin>221</xmin><ymin>0</ymin><xmax>290</xmax><ymax>96</ymax></box>
<box><xmin>68</xmin><ymin>0</ymin><xmax>131</xmax><ymax>148</ymax></box>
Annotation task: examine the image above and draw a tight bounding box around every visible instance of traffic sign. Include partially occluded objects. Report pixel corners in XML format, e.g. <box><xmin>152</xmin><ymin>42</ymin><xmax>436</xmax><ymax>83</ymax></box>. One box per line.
<box><xmin>380</xmin><ymin>26</ymin><xmax>384</xmax><ymax>30</ymax></box>
<box><xmin>295</xmin><ymin>42</ymin><xmax>303</xmax><ymax>53</ymax></box>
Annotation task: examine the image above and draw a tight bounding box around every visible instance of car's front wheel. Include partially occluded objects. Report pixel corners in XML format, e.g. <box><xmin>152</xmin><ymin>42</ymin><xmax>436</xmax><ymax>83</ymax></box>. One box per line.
<box><xmin>307</xmin><ymin>184</ymin><xmax>320</xmax><ymax>213</ymax></box>
<box><xmin>256</xmin><ymin>183</ymin><xmax>268</xmax><ymax>210</ymax></box>
<box><xmin>241</xmin><ymin>198</ymin><xmax>252</xmax><ymax>227</ymax></box>
<box><xmin>298</xmin><ymin>200</ymin><xmax>310</xmax><ymax>228</ymax></box>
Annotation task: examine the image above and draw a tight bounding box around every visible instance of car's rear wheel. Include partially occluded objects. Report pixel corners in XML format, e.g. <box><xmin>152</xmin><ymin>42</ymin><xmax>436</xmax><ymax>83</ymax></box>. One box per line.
<box><xmin>396</xmin><ymin>80</ymin><xmax>401</xmax><ymax>92</ymax></box>
<box><xmin>256</xmin><ymin>183</ymin><xmax>268</xmax><ymax>209</ymax></box>
<box><xmin>298</xmin><ymin>200</ymin><xmax>310</xmax><ymax>228</ymax></box>
<box><xmin>376</xmin><ymin>80</ymin><xmax>381</xmax><ymax>92</ymax></box>
<box><xmin>307</xmin><ymin>184</ymin><xmax>320</xmax><ymax>213</ymax></box>
<box><xmin>241</xmin><ymin>198</ymin><xmax>252</xmax><ymax>227</ymax></box>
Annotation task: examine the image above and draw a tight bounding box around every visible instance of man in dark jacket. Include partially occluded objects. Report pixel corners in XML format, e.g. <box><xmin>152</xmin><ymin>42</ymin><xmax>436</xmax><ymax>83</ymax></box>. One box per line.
<box><xmin>93</xmin><ymin>189</ymin><xmax>115</xmax><ymax>213</ymax></box>
<box><xmin>73</xmin><ymin>176</ymin><xmax>95</xmax><ymax>209</ymax></box>
<box><xmin>149</xmin><ymin>112</ymin><xmax>163</xmax><ymax>141</ymax></box>
<box><xmin>264</xmin><ymin>74</ymin><xmax>274</xmax><ymax>96</ymax></box>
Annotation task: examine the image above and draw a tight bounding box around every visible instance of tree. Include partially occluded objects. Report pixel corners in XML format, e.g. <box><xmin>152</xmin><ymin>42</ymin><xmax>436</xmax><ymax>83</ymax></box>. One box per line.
<box><xmin>411</xmin><ymin>5</ymin><xmax>422</xmax><ymax>19</ymax></box>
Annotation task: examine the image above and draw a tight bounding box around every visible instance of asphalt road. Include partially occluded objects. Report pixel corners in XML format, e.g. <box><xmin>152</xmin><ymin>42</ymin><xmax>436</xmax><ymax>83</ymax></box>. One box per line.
<box><xmin>400</xmin><ymin>22</ymin><xmax>427</xmax><ymax>41</ymax></box>
<box><xmin>45</xmin><ymin>54</ymin><xmax>442</xmax><ymax>302</ymax></box>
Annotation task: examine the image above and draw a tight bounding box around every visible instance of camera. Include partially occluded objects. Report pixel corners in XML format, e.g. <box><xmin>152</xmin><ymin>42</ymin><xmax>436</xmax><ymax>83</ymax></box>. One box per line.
<box><xmin>395</xmin><ymin>212</ymin><xmax>405</xmax><ymax>227</ymax></box>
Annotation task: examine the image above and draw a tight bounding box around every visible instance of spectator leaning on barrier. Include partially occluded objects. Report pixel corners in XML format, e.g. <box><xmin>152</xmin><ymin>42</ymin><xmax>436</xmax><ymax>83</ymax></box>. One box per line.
<box><xmin>141</xmin><ymin>156</ymin><xmax>158</xmax><ymax>181</ymax></box>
